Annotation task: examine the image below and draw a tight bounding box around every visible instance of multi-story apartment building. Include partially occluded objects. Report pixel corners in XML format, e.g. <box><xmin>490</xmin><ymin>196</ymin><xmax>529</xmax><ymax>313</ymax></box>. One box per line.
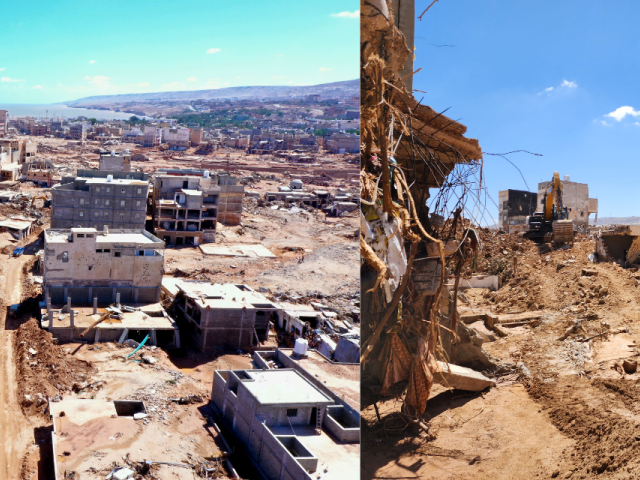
<box><xmin>151</xmin><ymin>172</ymin><xmax>220</xmax><ymax>245</ymax></box>
<box><xmin>69</xmin><ymin>123</ymin><xmax>87</xmax><ymax>140</ymax></box>
<box><xmin>0</xmin><ymin>110</ymin><xmax>8</xmax><ymax>136</ymax></box>
<box><xmin>51</xmin><ymin>170</ymin><xmax>149</xmax><ymax>230</ymax></box>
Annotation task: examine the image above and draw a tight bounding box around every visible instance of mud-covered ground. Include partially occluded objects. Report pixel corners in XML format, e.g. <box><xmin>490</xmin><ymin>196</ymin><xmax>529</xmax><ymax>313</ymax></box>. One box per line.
<box><xmin>363</xmin><ymin>233</ymin><xmax>640</xmax><ymax>480</ymax></box>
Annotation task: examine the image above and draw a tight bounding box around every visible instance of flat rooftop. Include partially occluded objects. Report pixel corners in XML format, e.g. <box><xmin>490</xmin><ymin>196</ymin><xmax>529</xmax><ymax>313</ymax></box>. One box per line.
<box><xmin>49</xmin><ymin>399</ymin><xmax>219</xmax><ymax>479</ymax></box>
<box><xmin>162</xmin><ymin>279</ymin><xmax>278</xmax><ymax>310</ymax></box>
<box><xmin>240</xmin><ymin>369</ymin><xmax>332</xmax><ymax>406</ymax></box>
<box><xmin>45</xmin><ymin>228</ymin><xmax>163</xmax><ymax>246</ymax></box>
<box><xmin>286</xmin><ymin>350</ymin><xmax>360</xmax><ymax>409</ymax></box>
<box><xmin>42</xmin><ymin>303</ymin><xmax>176</xmax><ymax>331</ymax></box>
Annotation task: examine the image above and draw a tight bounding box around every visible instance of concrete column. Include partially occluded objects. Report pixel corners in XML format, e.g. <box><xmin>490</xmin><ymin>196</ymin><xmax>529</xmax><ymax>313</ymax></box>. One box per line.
<box><xmin>116</xmin><ymin>292</ymin><xmax>121</xmax><ymax>305</ymax></box>
<box><xmin>150</xmin><ymin>329</ymin><xmax>157</xmax><ymax>346</ymax></box>
<box><xmin>70</xmin><ymin>308</ymin><xmax>74</xmax><ymax>329</ymax></box>
<box><xmin>67</xmin><ymin>296</ymin><xmax>71</xmax><ymax>314</ymax></box>
<box><xmin>94</xmin><ymin>328</ymin><xmax>100</xmax><ymax>342</ymax></box>
<box><xmin>48</xmin><ymin>309</ymin><xmax>53</xmax><ymax>324</ymax></box>
<box><xmin>112</xmin><ymin>287</ymin><xmax>117</xmax><ymax>303</ymax></box>
<box><xmin>93</xmin><ymin>297</ymin><xmax>98</xmax><ymax>315</ymax></box>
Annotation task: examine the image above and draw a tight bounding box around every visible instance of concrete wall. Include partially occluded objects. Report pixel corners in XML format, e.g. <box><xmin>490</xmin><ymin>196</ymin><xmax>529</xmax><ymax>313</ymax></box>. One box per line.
<box><xmin>44</xmin><ymin>238</ymin><xmax>163</xmax><ymax>288</ymax></box>
<box><xmin>498</xmin><ymin>189</ymin><xmax>538</xmax><ymax>232</ymax></box>
<box><xmin>324</xmin><ymin>405</ymin><xmax>360</xmax><ymax>443</ymax></box>
<box><xmin>178</xmin><ymin>297</ymin><xmax>260</xmax><ymax>350</ymax></box>
<box><xmin>211</xmin><ymin>371</ymin><xmax>316</xmax><ymax>480</ymax></box>
<box><xmin>218</xmin><ymin>184</ymin><xmax>244</xmax><ymax>225</ymax></box>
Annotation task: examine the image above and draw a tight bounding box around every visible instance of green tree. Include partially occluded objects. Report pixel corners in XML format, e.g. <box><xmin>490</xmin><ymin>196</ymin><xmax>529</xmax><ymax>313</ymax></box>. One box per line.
<box><xmin>88</xmin><ymin>118</ymin><xmax>98</xmax><ymax>125</ymax></box>
<box><xmin>313</xmin><ymin>128</ymin><xmax>328</xmax><ymax>136</ymax></box>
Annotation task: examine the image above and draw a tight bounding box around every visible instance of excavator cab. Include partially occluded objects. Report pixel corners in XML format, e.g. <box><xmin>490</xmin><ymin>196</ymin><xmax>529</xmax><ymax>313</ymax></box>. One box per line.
<box><xmin>525</xmin><ymin>172</ymin><xmax>574</xmax><ymax>245</ymax></box>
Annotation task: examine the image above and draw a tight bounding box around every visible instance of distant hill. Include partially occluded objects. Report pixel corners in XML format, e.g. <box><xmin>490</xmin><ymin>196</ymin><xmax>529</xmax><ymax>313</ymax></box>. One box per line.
<box><xmin>590</xmin><ymin>216</ymin><xmax>640</xmax><ymax>226</ymax></box>
<box><xmin>65</xmin><ymin>80</ymin><xmax>359</xmax><ymax>105</ymax></box>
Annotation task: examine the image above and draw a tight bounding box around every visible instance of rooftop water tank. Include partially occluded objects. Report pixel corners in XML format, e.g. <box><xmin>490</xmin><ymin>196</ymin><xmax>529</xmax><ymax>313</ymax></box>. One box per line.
<box><xmin>293</xmin><ymin>338</ymin><xmax>308</xmax><ymax>356</ymax></box>
<box><xmin>204</xmin><ymin>170</ymin><xmax>210</xmax><ymax>178</ymax></box>
<box><xmin>107</xmin><ymin>175</ymin><xmax>113</xmax><ymax>182</ymax></box>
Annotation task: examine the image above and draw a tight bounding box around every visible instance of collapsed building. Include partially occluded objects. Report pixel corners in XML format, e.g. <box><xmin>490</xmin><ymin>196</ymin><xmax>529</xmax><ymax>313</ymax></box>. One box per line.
<box><xmin>361</xmin><ymin>0</ymin><xmax>498</xmax><ymax>417</ymax></box>
<box><xmin>51</xmin><ymin>170</ymin><xmax>149</xmax><ymax>230</ymax></box>
<box><xmin>42</xmin><ymin>227</ymin><xmax>179</xmax><ymax>345</ymax></box>
<box><xmin>594</xmin><ymin>224</ymin><xmax>640</xmax><ymax>266</ymax></box>
<box><xmin>23</xmin><ymin>159</ymin><xmax>56</xmax><ymax>187</ymax></box>
<box><xmin>498</xmin><ymin>189</ymin><xmax>538</xmax><ymax>233</ymax></box>
<box><xmin>538</xmin><ymin>175</ymin><xmax>598</xmax><ymax>231</ymax></box>
<box><xmin>211</xmin><ymin>361</ymin><xmax>359</xmax><ymax>480</ymax></box>
<box><xmin>162</xmin><ymin>279</ymin><xmax>278</xmax><ymax>351</ymax></box>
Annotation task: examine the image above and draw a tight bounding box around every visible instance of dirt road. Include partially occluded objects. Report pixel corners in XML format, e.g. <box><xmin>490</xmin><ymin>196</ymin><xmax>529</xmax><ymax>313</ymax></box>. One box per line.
<box><xmin>0</xmin><ymin>254</ymin><xmax>30</xmax><ymax>479</ymax></box>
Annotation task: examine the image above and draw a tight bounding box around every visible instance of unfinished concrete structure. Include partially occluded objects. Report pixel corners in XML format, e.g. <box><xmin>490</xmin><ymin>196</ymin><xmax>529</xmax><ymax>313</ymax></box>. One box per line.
<box><xmin>24</xmin><ymin>159</ymin><xmax>55</xmax><ymax>187</ymax></box>
<box><xmin>594</xmin><ymin>224</ymin><xmax>640</xmax><ymax>267</ymax></box>
<box><xmin>98</xmin><ymin>150</ymin><xmax>131</xmax><ymax>171</ymax></box>
<box><xmin>51</xmin><ymin>170</ymin><xmax>149</xmax><ymax>230</ymax></box>
<box><xmin>538</xmin><ymin>175</ymin><xmax>598</xmax><ymax>231</ymax></box>
<box><xmin>152</xmin><ymin>172</ymin><xmax>220</xmax><ymax>245</ymax></box>
<box><xmin>155</xmin><ymin>168</ymin><xmax>244</xmax><ymax>227</ymax></box>
<box><xmin>211</xmin><ymin>368</ymin><xmax>358</xmax><ymax>480</ymax></box>
<box><xmin>498</xmin><ymin>189</ymin><xmax>538</xmax><ymax>233</ymax></box>
<box><xmin>163</xmin><ymin>279</ymin><xmax>279</xmax><ymax>350</ymax></box>
<box><xmin>0</xmin><ymin>138</ymin><xmax>37</xmax><ymax>163</ymax></box>
<box><xmin>42</xmin><ymin>228</ymin><xmax>178</xmax><ymax>344</ymax></box>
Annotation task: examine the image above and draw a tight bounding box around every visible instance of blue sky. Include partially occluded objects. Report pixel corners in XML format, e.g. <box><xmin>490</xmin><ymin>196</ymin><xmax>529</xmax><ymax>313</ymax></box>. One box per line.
<box><xmin>417</xmin><ymin>1</ymin><xmax>640</xmax><ymax>221</ymax></box>
<box><xmin>0</xmin><ymin>0</ymin><xmax>359</xmax><ymax>104</ymax></box>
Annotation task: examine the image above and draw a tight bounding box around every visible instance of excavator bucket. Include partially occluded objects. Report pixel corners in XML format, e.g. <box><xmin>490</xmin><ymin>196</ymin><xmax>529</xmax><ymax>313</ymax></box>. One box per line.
<box><xmin>552</xmin><ymin>220</ymin><xmax>574</xmax><ymax>245</ymax></box>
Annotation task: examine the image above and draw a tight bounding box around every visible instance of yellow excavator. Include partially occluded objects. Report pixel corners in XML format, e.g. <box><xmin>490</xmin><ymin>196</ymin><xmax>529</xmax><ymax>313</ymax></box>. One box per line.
<box><xmin>525</xmin><ymin>172</ymin><xmax>574</xmax><ymax>245</ymax></box>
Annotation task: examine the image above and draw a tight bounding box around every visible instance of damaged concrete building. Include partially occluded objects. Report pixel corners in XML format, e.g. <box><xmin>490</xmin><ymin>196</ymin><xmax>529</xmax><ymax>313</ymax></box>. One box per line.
<box><xmin>498</xmin><ymin>189</ymin><xmax>538</xmax><ymax>233</ymax></box>
<box><xmin>151</xmin><ymin>172</ymin><xmax>220</xmax><ymax>245</ymax></box>
<box><xmin>211</xmin><ymin>368</ymin><xmax>359</xmax><ymax>480</ymax></box>
<box><xmin>162</xmin><ymin>279</ymin><xmax>279</xmax><ymax>351</ymax></box>
<box><xmin>538</xmin><ymin>175</ymin><xmax>598</xmax><ymax>231</ymax></box>
<box><xmin>51</xmin><ymin>170</ymin><xmax>149</xmax><ymax>230</ymax></box>
<box><xmin>594</xmin><ymin>224</ymin><xmax>640</xmax><ymax>267</ymax></box>
<box><xmin>98</xmin><ymin>150</ymin><xmax>132</xmax><ymax>172</ymax></box>
<box><xmin>42</xmin><ymin>227</ymin><xmax>179</xmax><ymax>345</ymax></box>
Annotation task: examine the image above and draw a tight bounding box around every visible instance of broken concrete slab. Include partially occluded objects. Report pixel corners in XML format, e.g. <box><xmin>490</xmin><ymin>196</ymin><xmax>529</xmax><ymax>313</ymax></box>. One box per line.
<box><xmin>582</xmin><ymin>268</ymin><xmax>598</xmax><ymax>276</ymax></box>
<box><xmin>433</xmin><ymin>361</ymin><xmax>496</xmax><ymax>391</ymax></box>
<box><xmin>198</xmin><ymin>243</ymin><xmax>275</xmax><ymax>258</ymax></box>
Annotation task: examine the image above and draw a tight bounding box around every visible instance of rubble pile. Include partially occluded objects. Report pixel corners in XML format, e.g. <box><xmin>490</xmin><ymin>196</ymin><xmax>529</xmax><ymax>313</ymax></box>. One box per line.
<box><xmin>14</xmin><ymin>319</ymin><xmax>95</xmax><ymax>413</ymax></box>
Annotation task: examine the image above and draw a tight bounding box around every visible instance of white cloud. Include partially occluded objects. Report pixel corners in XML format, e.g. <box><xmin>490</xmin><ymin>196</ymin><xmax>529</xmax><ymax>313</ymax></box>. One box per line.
<box><xmin>0</xmin><ymin>68</ymin><xmax>5</xmax><ymax>72</ymax></box>
<box><xmin>272</xmin><ymin>76</ymin><xmax>283</xmax><ymax>79</ymax></box>
<box><xmin>1</xmin><ymin>77</ymin><xmax>24</xmax><ymax>83</ymax></box>
<box><xmin>236</xmin><ymin>76</ymin><xmax>242</xmax><ymax>79</ymax></box>
<box><xmin>539</xmin><ymin>79</ymin><xmax>577</xmax><ymax>95</ymax></box>
<box><xmin>162</xmin><ymin>81</ymin><xmax>181</xmax><ymax>89</ymax></box>
<box><xmin>89</xmin><ymin>60</ymin><xmax>96</xmax><ymax>64</ymax></box>
<box><xmin>206</xmin><ymin>48</ymin><xmax>221</xmax><ymax>54</ymax></box>
<box><xmin>137</xmin><ymin>82</ymin><xmax>150</xmax><ymax>87</ymax></box>
<box><xmin>186</xmin><ymin>77</ymin><xmax>197</xmax><ymax>82</ymax></box>
<box><xmin>32</xmin><ymin>85</ymin><xmax>43</xmax><ymax>89</ymax></box>
<box><xmin>319</xmin><ymin>67</ymin><xmax>333</xmax><ymax>72</ymax></box>
<box><xmin>330</xmin><ymin>10</ymin><xmax>359</xmax><ymax>18</ymax></box>
<box><xmin>85</xmin><ymin>75</ymin><xmax>111</xmax><ymax>87</ymax></box>
<box><xmin>605</xmin><ymin>106</ymin><xmax>640</xmax><ymax>122</ymax></box>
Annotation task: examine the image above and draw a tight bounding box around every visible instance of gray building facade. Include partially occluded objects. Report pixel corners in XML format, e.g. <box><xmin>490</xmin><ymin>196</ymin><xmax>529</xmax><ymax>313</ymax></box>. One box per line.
<box><xmin>51</xmin><ymin>170</ymin><xmax>149</xmax><ymax>230</ymax></box>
